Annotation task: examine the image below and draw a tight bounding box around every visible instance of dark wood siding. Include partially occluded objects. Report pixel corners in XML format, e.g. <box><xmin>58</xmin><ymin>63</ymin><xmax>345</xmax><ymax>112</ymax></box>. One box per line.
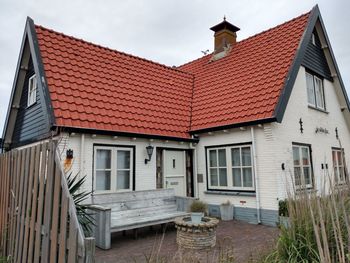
<box><xmin>302</xmin><ymin>30</ymin><xmax>332</xmax><ymax>80</ymax></box>
<box><xmin>11</xmin><ymin>57</ymin><xmax>51</xmax><ymax>147</ymax></box>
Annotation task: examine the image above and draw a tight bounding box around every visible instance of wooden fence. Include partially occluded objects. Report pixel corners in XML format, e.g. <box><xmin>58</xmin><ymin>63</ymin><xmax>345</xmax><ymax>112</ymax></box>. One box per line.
<box><xmin>0</xmin><ymin>141</ymin><xmax>95</xmax><ymax>262</ymax></box>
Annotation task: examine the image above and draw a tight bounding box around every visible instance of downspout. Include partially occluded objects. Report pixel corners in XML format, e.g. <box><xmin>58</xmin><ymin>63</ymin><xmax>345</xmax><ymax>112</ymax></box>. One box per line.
<box><xmin>190</xmin><ymin>139</ymin><xmax>199</xmax><ymax>199</ymax></box>
<box><xmin>80</xmin><ymin>133</ymin><xmax>85</xmax><ymax>183</ymax></box>
<box><xmin>251</xmin><ymin>127</ymin><xmax>261</xmax><ymax>224</ymax></box>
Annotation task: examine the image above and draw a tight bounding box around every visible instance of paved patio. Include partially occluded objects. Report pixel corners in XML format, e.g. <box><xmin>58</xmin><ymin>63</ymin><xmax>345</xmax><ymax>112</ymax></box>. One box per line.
<box><xmin>95</xmin><ymin>220</ymin><xmax>279</xmax><ymax>263</ymax></box>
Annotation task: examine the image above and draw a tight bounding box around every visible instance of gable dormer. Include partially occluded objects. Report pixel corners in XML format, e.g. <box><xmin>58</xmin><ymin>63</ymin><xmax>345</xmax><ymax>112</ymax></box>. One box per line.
<box><xmin>302</xmin><ymin>29</ymin><xmax>332</xmax><ymax>80</ymax></box>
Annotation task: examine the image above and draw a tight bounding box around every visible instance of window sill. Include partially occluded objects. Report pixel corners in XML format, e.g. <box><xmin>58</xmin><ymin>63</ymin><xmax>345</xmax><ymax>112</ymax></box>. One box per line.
<box><xmin>204</xmin><ymin>190</ymin><xmax>256</xmax><ymax>197</ymax></box>
<box><xmin>308</xmin><ymin>105</ymin><xmax>328</xmax><ymax>114</ymax></box>
<box><xmin>26</xmin><ymin>102</ymin><xmax>37</xmax><ymax>109</ymax></box>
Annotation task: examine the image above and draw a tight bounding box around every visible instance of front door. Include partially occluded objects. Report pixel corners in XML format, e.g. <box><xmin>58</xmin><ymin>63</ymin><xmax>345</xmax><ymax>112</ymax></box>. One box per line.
<box><xmin>163</xmin><ymin>150</ymin><xmax>186</xmax><ymax>196</ymax></box>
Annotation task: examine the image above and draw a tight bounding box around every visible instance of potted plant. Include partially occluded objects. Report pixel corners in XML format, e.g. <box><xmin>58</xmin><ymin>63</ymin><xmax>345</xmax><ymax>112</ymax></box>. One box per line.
<box><xmin>190</xmin><ymin>200</ymin><xmax>207</xmax><ymax>224</ymax></box>
<box><xmin>278</xmin><ymin>199</ymin><xmax>290</xmax><ymax>228</ymax></box>
<box><xmin>220</xmin><ymin>200</ymin><xmax>234</xmax><ymax>221</ymax></box>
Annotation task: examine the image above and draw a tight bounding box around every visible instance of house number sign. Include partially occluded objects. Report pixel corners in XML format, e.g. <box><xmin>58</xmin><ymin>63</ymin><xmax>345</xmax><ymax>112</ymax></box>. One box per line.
<box><xmin>315</xmin><ymin>127</ymin><xmax>329</xmax><ymax>134</ymax></box>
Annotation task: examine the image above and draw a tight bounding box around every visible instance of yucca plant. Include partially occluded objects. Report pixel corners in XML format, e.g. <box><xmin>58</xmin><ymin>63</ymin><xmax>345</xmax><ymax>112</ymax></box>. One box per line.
<box><xmin>67</xmin><ymin>173</ymin><xmax>95</xmax><ymax>236</ymax></box>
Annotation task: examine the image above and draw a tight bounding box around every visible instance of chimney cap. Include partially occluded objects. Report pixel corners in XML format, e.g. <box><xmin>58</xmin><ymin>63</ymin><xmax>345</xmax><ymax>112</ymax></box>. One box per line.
<box><xmin>210</xmin><ymin>18</ymin><xmax>240</xmax><ymax>33</ymax></box>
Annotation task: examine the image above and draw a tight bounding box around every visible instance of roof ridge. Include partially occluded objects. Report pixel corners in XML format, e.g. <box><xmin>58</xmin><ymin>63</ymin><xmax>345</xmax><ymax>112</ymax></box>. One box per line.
<box><xmin>178</xmin><ymin>10</ymin><xmax>311</xmax><ymax>69</ymax></box>
<box><xmin>34</xmin><ymin>24</ymin><xmax>193</xmax><ymax>76</ymax></box>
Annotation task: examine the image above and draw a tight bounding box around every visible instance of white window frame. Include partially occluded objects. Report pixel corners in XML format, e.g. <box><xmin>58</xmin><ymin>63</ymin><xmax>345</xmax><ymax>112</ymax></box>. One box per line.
<box><xmin>94</xmin><ymin>146</ymin><xmax>133</xmax><ymax>193</ymax></box>
<box><xmin>208</xmin><ymin>148</ymin><xmax>228</xmax><ymax>189</ymax></box>
<box><xmin>332</xmin><ymin>148</ymin><xmax>346</xmax><ymax>184</ymax></box>
<box><xmin>311</xmin><ymin>33</ymin><xmax>316</xmax><ymax>46</ymax></box>
<box><xmin>207</xmin><ymin>144</ymin><xmax>255</xmax><ymax>191</ymax></box>
<box><xmin>27</xmin><ymin>74</ymin><xmax>37</xmax><ymax>107</ymax></box>
<box><xmin>306</xmin><ymin>72</ymin><xmax>326</xmax><ymax>111</ymax></box>
<box><xmin>292</xmin><ymin>144</ymin><xmax>313</xmax><ymax>189</ymax></box>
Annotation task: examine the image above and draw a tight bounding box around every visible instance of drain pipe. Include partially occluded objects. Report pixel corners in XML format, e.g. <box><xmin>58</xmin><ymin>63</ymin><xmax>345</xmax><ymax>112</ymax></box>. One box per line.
<box><xmin>251</xmin><ymin>127</ymin><xmax>261</xmax><ymax>224</ymax></box>
<box><xmin>190</xmin><ymin>140</ymin><xmax>199</xmax><ymax>199</ymax></box>
<box><xmin>80</xmin><ymin>133</ymin><xmax>85</xmax><ymax>182</ymax></box>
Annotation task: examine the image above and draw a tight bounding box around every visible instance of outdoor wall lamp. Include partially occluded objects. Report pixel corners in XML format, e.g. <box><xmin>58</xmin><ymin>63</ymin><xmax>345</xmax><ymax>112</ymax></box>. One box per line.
<box><xmin>66</xmin><ymin>149</ymin><xmax>74</xmax><ymax>159</ymax></box>
<box><xmin>145</xmin><ymin>145</ymin><xmax>154</xmax><ymax>164</ymax></box>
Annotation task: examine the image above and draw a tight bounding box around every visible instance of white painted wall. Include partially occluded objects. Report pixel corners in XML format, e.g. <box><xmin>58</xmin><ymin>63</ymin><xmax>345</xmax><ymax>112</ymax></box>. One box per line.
<box><xmin>273</xmin><ymin>66</ymin><xmax>350</xmax><ymax>200</ymax></box>
<box><xmin>57</xmin><ymin>134</ymin><xmax>191</xmax><ymax>193</ymax></box>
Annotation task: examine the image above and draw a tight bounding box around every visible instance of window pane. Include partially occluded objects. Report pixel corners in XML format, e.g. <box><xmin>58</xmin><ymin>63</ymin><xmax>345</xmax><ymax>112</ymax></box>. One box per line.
<box><xmin>218</xmin><ymin>149</ymin><xmax>226</xmax><ymax>167</ymax></box>
<box><xmin>232</xmin><ymin>168</ymin><xmax>242</xmax><ymax>187</ymax></box>
<box><xmin>294</xmin><ymin>167</ymin><xmax>301</xmax><ymax>186</ymax></box>
<box><xmin>306</xmin><ymin>73</ymin><xmax>315</xmax><ymax>106</ymax></box>
<box><xmin>209</xmin><ymin>150</ymin><xmax>217</xmax><ymax>167</ymax></box>
<box><xmin>333</xmin><ymin>150</ymin><xmax>338</xmax><ymax>165</ymax></box>
<box><xmin>96</xmin><ymin>171</ymin><xmax>111</xmax><ymax>190</ymax></box>
<box><xmin>293</xmin><ymin>147</ymin><xmax>300</xmax><ymax>166</ymax></box>
<box><xmin>334</xmin><ymin>167</ymin><xmax>339</xmax><ymax>183</ymax></box>
<box><xmin>210</xmin><ymin>168</ymin><xmax>218</xmax><ymax>186</ymax></box>
<box><xmin>337</xmin><ymin>151</ymin><xmax>343</xmax><ymax>166</ymax></box>
<box><xmin>117</xmin><ymin>150</ymin><xmax>130</xmax><ymax>169</ymax></box>
<box><xmin>219</xmin><ymin>168</ymin><xmax>227</xmax><ymax>186</ymax></box>
<box><xmin>96</xmin><ymin>149</ymin><xmax>111</xmax><ymax>169</ymax></box>
<box><xmin>241</xmin><ymin>147</ymin><xmax>251</xmax><ymax>166</ymax></box>
<box><xmin>339</xmin><ymin>168</ymin><xmax>345</xmax><ymax>182</ymax></box>
<box><xmin>242</xmin><ymin>168</ymin><xmax>253</xmax><ymax>187</ymax></box>
<box><xmin>301</xmin><ymin>147</ymin><xmax>310</xmax><ymax>165</ymax></box>
<box><xmin>303</xmin><ymin>167</ymin><xmax>311</xmax><ymax>185</ymax></box>
<box><xmin>117</xmin><ymin>170</ymin><xmax>130</xmax><ymax>189</ymax></box>
<box><xmin>314</xmin><ymin>77</ymin><xmax>324</xmax><ymax>109</ymax></box>
<box><xmin>231</xmin><ymin>148</ymin><xmax>240</xmax><ymax>167</ymax></box>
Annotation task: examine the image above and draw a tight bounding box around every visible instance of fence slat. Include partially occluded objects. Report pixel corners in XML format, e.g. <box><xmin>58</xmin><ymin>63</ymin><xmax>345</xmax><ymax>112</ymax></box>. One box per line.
<box><xmin>49</xmin><ymin>164</ymin><xmax>61</xmax><ymax>263</ymax></box>
<box><xmin>16</xmin><ymin>148</ymin><xmax>31</xmax><ymax>262</ymax></box>
<box><xmin>27</xmin><ymin>144</ymin><xmax>42</xmax><ymax>263</ymax></box>
<box><xmin>0</xmin><ymin>154</ymin><xmax>5</xmax><ymax>251</ymax></box>
<box><xmin>68</xmin><ymin>219</ymin><xmax>78</xmax><ymax>263</ymax></box>
<box><xmin>22</xmin><ymin>146</ymin><xmax>37</xmax><ymax>262</ymax></box>
<box><xmin>2</xmin><ymin>153</ymin><xmax>11</xmax><ymax>255</ymax></box>
<box><xmin>58</xmin><ymin>194</ymin><xmax>69</xmax><ymax>263</ymax></box>
<box><xmin>14</xmin><ymin>149</ymin><xmax>25</xmax><ymax>262</ymax></box>
<box><xmin>34</xmin><ymin>142</ymin><xmax>48</xmax><ymax>262</ymax></box>
<box><xmin>8</xmin><ymin>150</ymin><xmax>18</xmax><ymax>258</ymax></box>
<box><xmin>41</xmin><ymin>141</ymin><xmax>55</xmax><ymax>262</ymax></box>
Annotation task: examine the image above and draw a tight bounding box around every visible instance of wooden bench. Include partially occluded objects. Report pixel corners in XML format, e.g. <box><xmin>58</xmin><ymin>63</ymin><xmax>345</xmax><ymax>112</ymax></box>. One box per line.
<box><xmin>88</xmin><ymin>189</ymin><xmax>194</xmax><ymax>249</ymax></box>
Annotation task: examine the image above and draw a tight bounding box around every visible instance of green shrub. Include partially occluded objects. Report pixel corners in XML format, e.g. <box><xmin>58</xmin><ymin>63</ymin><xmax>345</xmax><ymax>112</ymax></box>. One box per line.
<box><xmin>190</xmin><ymin>200</ymin><xmax>207</xmax><ymax>213</ymax></box>
<box><xmin>278</xmin><ymin>199</ymin><xmax>288</xmax><ymax>217</ymax></box>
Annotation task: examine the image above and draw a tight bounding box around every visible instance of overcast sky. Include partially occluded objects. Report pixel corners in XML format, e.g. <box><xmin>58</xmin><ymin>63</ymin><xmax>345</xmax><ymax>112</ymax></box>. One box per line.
<box><xmin>1</xmin><ymin>0</ymin><xmax>349</xmax><ymax>136</ymax></box>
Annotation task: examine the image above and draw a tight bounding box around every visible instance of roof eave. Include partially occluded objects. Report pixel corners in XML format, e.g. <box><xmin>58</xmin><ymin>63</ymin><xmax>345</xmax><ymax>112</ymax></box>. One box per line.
<box><xmin>56</xmin><ymin>125</ymin><xmax>199</xmax><ymax>143</ymax></box>
<box><xmin>189</xmin><ymin>117</ymin><xmax>277</xmax><ymax>135</ymax></box>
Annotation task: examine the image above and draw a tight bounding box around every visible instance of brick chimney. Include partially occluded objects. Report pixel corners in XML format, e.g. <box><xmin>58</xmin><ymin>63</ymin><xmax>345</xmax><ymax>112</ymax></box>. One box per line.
<box><xmin>210</xmin><ymin>17</ymin><xmax>240</xmax><ymax>53</ymax></box>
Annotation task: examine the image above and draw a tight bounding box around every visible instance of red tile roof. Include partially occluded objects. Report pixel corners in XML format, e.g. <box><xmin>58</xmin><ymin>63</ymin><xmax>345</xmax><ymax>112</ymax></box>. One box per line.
<box><xmin>180</xmin><ymin>12</ymin><xmax>310</xmax><ymax>132</ymax></box>
<box><xmin>35</xmin><ymin>11</ymin><xmax>310</xmax><ymax>138</ymax></box>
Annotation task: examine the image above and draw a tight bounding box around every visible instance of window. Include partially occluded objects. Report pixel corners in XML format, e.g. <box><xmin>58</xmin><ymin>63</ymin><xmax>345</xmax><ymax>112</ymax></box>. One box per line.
<box><xmin>208</xmin><ymin>149</ymin><xmax>227</xmax><ymax>187</ymax></box>
<box><xmin>311</xmin><ymin>33</ymin><xmax>316</xmax><ymax>45</ymax></box>
<box><xmin>94</xmin><ymin>146</ymin><xmax>133</xmax><ymax>192</ymax></box>
<box><xmin>27</xmin><ymin>75</ymin><xmax>37</xmax><ymax>107</ymax></box>
<box><xmin>293</xmin><ymin>144</ymin><xmax>313</xmax><ymax>188</ymax></box>
<box><xmin>306</xmin><ymin>72</ymin><xmax>325</xmax><ymax>110</ymax></box>
<box><xmin>207</xmin><ymin>144</ymin><xmax>254</xmax><ymax>191</ymax></box>
<box><xmin>332</xmin><ymin>148</ymin><xmax>346</xmax><ymax>184</ymax></box>
<box><xmin>232</xmin><ymin>146</ymin><xmax>253</xmax><ymax>188</ymax></box>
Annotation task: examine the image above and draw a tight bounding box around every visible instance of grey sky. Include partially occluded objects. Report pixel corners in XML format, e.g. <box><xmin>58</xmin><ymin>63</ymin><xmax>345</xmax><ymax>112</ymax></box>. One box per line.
<box><xmin>1</xmin><ymin>0</ymin><xmax>349</xmax><ymax>136</ymax></box>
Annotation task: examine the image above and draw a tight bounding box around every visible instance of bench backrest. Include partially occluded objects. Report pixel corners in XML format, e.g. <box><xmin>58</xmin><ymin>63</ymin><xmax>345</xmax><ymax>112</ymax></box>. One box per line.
<box><xmin>89</xmin><ymin>188</ymin><xmax>176</xmax><ymax>212</ymax></box>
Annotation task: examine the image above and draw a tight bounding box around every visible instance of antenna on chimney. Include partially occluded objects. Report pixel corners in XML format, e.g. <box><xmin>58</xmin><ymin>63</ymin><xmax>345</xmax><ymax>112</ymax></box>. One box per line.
<box><xmin>201</xmin><ymin>49</ymin><xmax>209</xmax><ymax>55</ymax></box>
<box><xmin>223</xmin><ymin>15</ymin><xmax>226</xmax><ymax>21</ymax></box>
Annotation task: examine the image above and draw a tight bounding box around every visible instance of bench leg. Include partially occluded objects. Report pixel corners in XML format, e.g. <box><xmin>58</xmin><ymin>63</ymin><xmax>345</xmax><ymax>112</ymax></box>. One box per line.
<box><xmin>161</xmin><ymin>223</ymin><xmax>166</xmax><ymax>233</ymax></box>
<box><xmin>133</xmin><ymin>229</ymin><xmax>138</xmax><ymax>239</ymax></box>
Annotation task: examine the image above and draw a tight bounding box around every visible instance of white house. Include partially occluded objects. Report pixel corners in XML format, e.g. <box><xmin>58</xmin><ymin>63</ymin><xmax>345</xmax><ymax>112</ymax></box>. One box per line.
<box><xmin>2</xmin><ymin>5</ymin><xmax>350</xmax><ymax>226</ymax></box>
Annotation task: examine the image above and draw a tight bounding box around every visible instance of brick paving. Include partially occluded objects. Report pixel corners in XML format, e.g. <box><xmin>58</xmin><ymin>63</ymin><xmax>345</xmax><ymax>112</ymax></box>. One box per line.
<box><xmin>95</xmin><ymin>220</ymin><xmax>279</xmax><ymax>263</ymax></box>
